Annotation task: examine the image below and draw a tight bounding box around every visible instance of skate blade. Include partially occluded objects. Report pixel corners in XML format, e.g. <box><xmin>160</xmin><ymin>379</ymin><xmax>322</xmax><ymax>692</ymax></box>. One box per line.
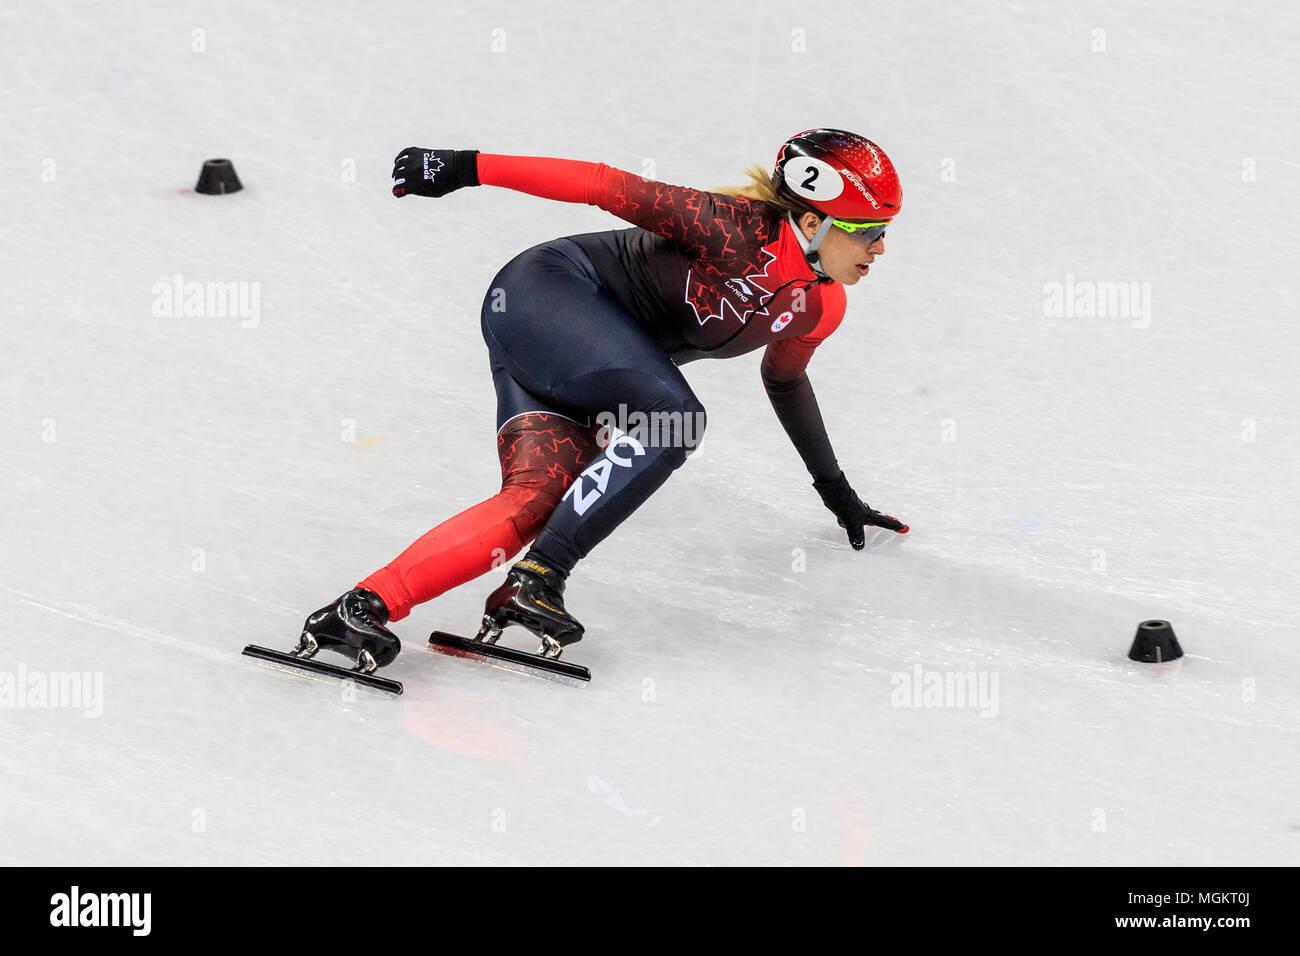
<box><xmin>427</xmin><ymin>631</ymin><xmax>590</xmax><ymax>686</ymax></box>
<box><xmin>242</xmin><ymin>645</ymin><xmax>404</xmax><ymax>696</ymax></box>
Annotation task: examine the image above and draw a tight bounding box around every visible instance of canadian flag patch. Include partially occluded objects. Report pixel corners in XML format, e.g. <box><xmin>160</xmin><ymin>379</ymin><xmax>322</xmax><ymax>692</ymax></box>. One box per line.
<box><xmin>770</xmin><ymin>311</ymin><xmax>794</xmax><ymax>333</ymax></box>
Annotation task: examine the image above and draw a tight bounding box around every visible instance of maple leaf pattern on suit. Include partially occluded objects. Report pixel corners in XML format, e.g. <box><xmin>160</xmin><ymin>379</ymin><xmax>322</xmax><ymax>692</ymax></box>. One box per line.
<box><xmin>600</xmin><ymin>170</ymin><xmax>782</xmax><ymax>327</ymax></box>
<box><xmin>498</xmin><ymin>413</ymin><xmax>602</xmax><ymax>492</ymax></box>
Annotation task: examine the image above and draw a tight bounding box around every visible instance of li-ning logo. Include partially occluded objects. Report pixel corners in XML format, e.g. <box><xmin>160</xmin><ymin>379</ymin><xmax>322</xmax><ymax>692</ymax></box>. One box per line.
<box><xmin>685</xmin><ymin>245</ymin><xmax>778</xmax><ymax>327</ymax></box>
<box><xmin>49</xmin><ymin>886</ymin><xmax>151</xmax><ymax>936</ymax></box>
<box><xmin>422</xmin><ymin>152</ymin><xmax>444</xmax><ymax>181</ymax></box>
<box><xmin>771</xmin><ymin>311</ymin><xmax>793</xmax><ymax>333</ymax></box>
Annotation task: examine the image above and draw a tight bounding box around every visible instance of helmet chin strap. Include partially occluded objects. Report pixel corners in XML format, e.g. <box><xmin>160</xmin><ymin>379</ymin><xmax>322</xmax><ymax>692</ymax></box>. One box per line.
<box><xmin>788</xmin><ymin>212</ymin><xmax>836</xmax><ymax>278</ymax></box>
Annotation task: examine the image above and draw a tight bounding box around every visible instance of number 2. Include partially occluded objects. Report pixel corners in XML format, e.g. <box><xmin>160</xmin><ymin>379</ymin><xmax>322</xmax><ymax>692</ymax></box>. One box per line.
<box><xmin>800</xmin><ymin>165</ymin><xmax>819</xmax><ymax>190</ymax></box>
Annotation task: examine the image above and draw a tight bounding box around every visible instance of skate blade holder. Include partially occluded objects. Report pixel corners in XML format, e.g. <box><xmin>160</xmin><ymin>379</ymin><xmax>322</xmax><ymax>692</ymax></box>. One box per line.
<box><xmin>427</xmin><ymin>621</ymin><xmax>590</xmax><ymax>686</ymax></box>
<box><xmin>242</xmin><ymin>637</ymin><xmax>404</xmax><ymax>696</ymax></box>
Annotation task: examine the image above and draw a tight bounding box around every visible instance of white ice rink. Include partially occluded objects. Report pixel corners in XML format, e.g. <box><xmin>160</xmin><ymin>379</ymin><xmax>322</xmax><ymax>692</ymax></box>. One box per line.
<box><xmin>2</xmin><ymin>0</ymin><xmax>1297</xmax><ymax>865</ymax></box>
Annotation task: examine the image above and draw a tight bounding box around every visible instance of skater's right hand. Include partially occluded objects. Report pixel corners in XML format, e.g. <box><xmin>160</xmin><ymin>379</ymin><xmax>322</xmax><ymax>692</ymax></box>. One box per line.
<box><xmin>813</xmin><ymin>471</ymin><xmax>909</xmax><ymax>549</ymax></box>
<box><xmin>392</xmin><ymin>148</ymin><xmax>480</xmax><ymax>198</ymax></box>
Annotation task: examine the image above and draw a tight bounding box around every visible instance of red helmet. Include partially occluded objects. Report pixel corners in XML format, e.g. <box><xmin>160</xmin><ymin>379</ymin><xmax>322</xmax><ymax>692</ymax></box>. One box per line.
<box><xmin>774</xmin><ymin>128</ymin><xmax>902</xmax><ymax>221</ymax></box>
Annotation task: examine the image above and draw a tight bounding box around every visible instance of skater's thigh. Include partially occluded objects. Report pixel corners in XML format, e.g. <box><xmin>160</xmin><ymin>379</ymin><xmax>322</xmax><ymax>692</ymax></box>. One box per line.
<box><xmin>550</xmin><ymin>363</ymin><xmax>699</xmax><ymax>422</ymax></box>
<box><xmin>480</xmin><ymin>240</ymin><xmax>691</xmax><ymax>414</ymax></box>
<box><xmin>489</xmin><ymin>355</ymin><xmax>585</xmax><ymax>432</ymax></box>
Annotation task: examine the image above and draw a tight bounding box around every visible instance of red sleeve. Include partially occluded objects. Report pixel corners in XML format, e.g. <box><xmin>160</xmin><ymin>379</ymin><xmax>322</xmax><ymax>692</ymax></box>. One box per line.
<box><xmin>476</xmin><ymin>153</ymin><xmax>757</xmax><ymax>259</ymax></box>
<box><xmin>760</xmin><ymin>282</ymin><xmax>847</xmax><ymax>382</ymax></box>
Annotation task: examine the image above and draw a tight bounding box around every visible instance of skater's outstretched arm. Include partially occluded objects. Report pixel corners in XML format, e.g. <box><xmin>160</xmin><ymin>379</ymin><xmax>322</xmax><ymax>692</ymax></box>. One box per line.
<box><xmin>392</xmin><ymin>147</ymin><xmax>761</xmax><ymax>259</ymax></box>
<box><xmin>760</xmin><ymin>293</ymin><xmax>845</xmax><ymax>486</ymax></box>
<box><xmin>761</xmin><ymin>293</ymin><xmax>909</xmax><ymax>547</ymax></box>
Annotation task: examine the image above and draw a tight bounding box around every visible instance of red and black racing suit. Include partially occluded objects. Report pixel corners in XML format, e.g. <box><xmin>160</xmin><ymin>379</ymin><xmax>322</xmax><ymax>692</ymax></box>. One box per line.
<box><xmin>361</xmin><ymin>155</ymin><xmax>853</xmax><ymax>620</ymax></box>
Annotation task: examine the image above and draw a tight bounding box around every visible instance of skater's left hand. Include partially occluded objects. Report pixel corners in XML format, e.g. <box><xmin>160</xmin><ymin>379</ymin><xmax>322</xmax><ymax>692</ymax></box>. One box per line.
<box><xmin>813</xmin><ymin>471</ymin><xmax>909</xmax><ymax>549</ymax></box>
<box><xmin>391</xmin><ymin>147</ymin><xmax>480</xmax><ymax>198</ymax></box>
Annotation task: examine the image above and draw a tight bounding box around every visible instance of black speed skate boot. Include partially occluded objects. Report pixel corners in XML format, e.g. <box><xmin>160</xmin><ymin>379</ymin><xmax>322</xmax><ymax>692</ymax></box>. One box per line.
<box><xmin>479</xmin><ymin>556</ymin><xmax>583</xmax><ymax>658</ymax></box>
<box><xmin>297</xmin><ymin>588</ymin><xmax>401</xmax><ymax>673</ymax></box>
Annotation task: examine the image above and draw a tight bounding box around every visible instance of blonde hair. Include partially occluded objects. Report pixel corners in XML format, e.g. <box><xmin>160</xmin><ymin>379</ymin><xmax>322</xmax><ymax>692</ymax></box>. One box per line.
<box><xmin>714</xmin><ymin>164</ymin><xmax>822</xmax><ymax>223</ymax></box>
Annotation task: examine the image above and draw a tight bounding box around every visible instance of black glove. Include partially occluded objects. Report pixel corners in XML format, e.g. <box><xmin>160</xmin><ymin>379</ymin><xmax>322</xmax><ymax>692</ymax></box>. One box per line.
<box><xmin>812</xmin><ymin>471</ymin><xmax>909</xmax><ymax>549</ymax></box>
<box><xmin>392</xmin><ymin>147</ymin><xmax>479</xmax><ymax>198</ymax></box>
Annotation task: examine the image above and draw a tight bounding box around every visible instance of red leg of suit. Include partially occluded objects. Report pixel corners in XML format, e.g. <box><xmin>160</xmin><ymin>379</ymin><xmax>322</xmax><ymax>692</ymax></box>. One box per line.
<box><xmin>357</xmin><ymin>414</ymin><xmax>601</xmax><ymax>622</ymax></box>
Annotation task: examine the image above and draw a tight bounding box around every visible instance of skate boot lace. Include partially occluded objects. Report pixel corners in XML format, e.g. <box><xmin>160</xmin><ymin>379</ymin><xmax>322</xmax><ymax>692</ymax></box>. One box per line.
<box><xmin>348</xmin><ymin>593</ymin><xmax>383</xmax><ymax>628</ymax></box>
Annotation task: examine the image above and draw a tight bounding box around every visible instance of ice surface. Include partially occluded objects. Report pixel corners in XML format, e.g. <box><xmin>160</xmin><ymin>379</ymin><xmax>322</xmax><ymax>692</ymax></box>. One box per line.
<box><xmin>1</xmin><ymin>0</ymin><xmax>1297</xmax><ymax>865</ymax></box>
